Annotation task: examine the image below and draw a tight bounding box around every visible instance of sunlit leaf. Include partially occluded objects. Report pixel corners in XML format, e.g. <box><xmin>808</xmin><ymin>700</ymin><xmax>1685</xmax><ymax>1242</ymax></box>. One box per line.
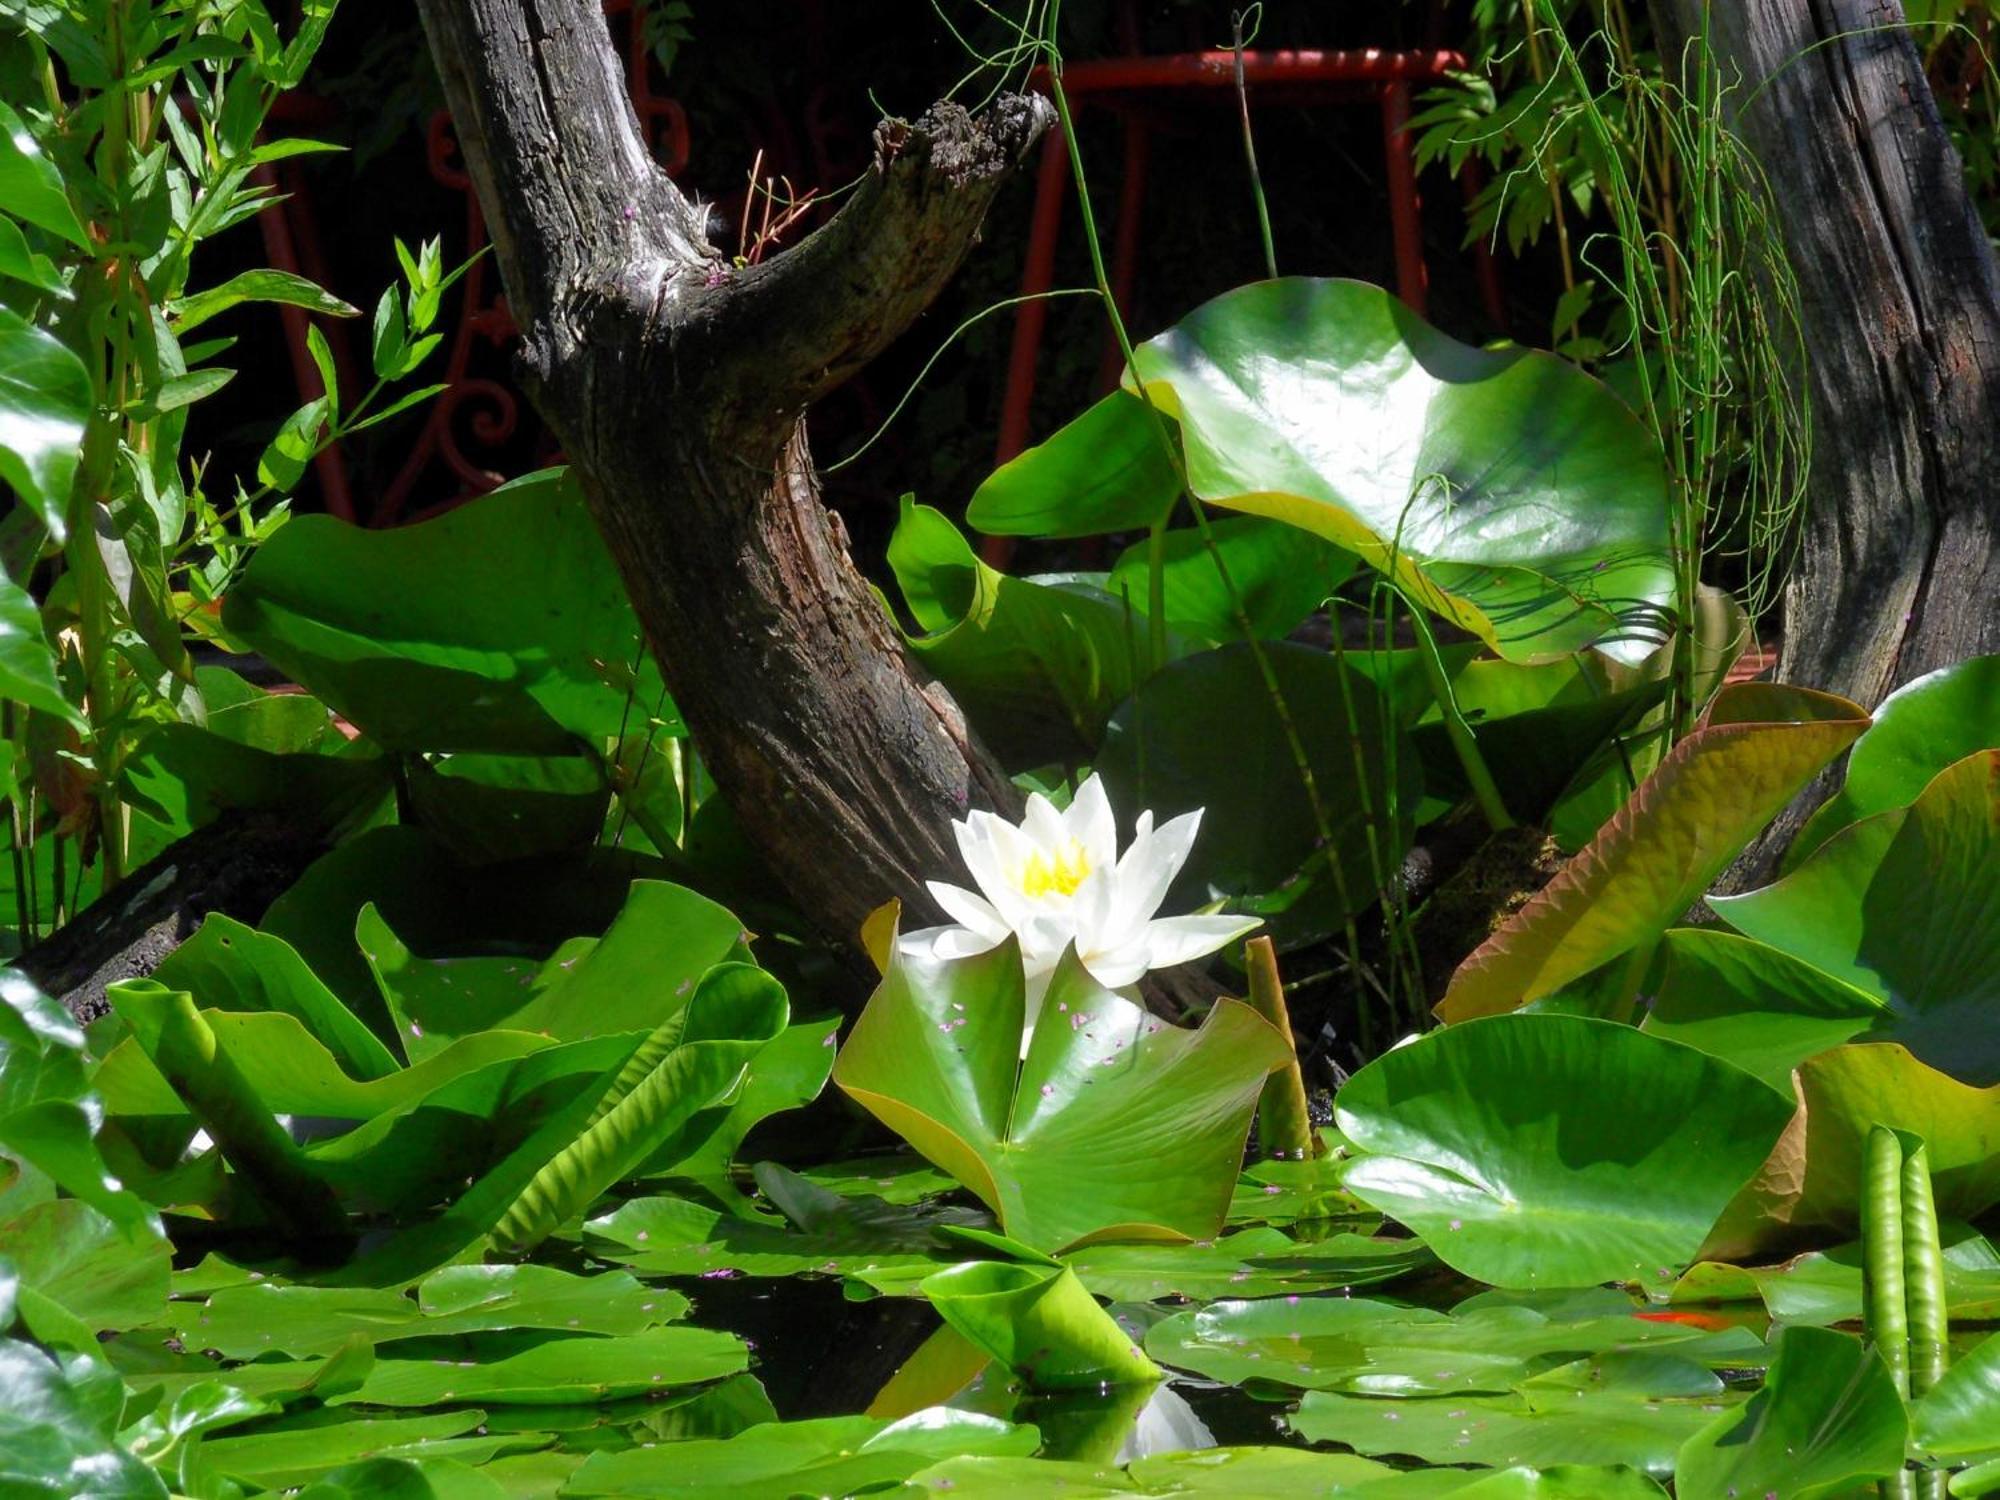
<box><xmin>1336</xmin><ymin>1016</ymin><xmax>1793</xmax><ymax>1288</ymax></box>
<box><xmin>1674</xmin><ymin>1325</ymin><xmax>1906</xmax><ymax>1500</ymax></box>
<box><xmin>833</xmin><ymin>938</ymin><xmax>1289</xmax><ymax>1252</ymax></box>
<box><xmin>1441</xmin><ymin>684</ymin><xmax>1869</xmax><ymax>1021</ymax></box>
<box><xmin>0</xmin><ymin>307</ymin><xmax>90</xmax><ymax>543</ymax></box>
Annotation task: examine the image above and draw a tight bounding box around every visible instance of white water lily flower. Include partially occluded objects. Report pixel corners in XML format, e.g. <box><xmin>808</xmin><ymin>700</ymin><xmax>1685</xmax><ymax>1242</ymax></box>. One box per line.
<box><xmin>899</xmin><ymin>774</ymin><xmax>1258</xmax><ymax>1045</ymax></box>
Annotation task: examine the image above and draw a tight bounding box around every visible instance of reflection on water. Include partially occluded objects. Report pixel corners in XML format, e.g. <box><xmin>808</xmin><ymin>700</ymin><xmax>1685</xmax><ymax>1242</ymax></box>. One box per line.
<box><xmin>676</xmin><ymin>1267</ymin><xmax>1312</xmax><ymax>1459</ymax></box>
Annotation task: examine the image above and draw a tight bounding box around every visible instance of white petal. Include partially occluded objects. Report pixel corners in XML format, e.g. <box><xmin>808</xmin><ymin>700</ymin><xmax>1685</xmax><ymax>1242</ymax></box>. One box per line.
<box><xmin>1021</xmin><ymin>790</ymin><xmax>1067</xmax><ymax>853</ymax></box>
<box><xmin>932</xmin><ymin>924</ymin><xmax>1006</xmax><ymax>960</ymax></box>
<box><xmin>1109</xmin><ymin>807</ymin><xmax>1204</xmax><ymax>936</ymax></box>
<box><xmin>1137</xmin><ymin>912</ymin><xmax>1260</xmax><ymax>968</ymax></box>
<box><xmin>925</xmin><ymin>881</ymin><xmax>1009</xmax><ymax>943</ymax></box>
<box><xmin>895</xmin><ymin>924</ymin><xmax>953</xmax><ymax>962</ymax></box>
<box><xmin>1065</xmin><ymin>773</ymin><xmax>1119</xmax><ymax>871</ymax></box>
<box><xmin>1020</xmin><ymin>962</ymin><xmax>1059</xmax><ymax>1058</ymax></box>
<box><xmin>1068</xmin><ymin>865</ymin><xmax>1115</xmax><ymax>952</ymax></box>
<box><xmin>956</xmin><ymin>813</ymin><xmax>1033</xmax><ymax>926</ymax></box>
<box><xmin>1013</xmin><ymin>911</ymin><xmax>1073</xmax><ymax>968</ymax></box>
<box><xmin>952</xmin><ymin>814</ymin><xmax>1006</xmax><ymax>895</ymax></box>
<box><xmin>1081</xmin><ymin>939</ymin><xmax>1154</xmax><ymax>990</ymax></box>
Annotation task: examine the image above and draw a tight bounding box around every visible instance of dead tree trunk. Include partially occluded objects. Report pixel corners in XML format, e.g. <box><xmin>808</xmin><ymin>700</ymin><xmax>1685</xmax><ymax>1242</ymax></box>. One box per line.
<box><xmin>1653</xmin><ymin>0</ymin><xmax>2000</xmax><ymax>875</ymax></box>
<box><xmin>414</xmin><ymin>2</ymin><xmax>1041</xmax><ymax>961</ymax></box>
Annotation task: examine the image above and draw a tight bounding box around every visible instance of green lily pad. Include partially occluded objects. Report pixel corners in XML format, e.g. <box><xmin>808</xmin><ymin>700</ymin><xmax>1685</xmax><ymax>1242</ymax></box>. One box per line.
<box><xmin>119</xmin><ymin>725</ymin><xmax>392</xmax><ymax>860</ymax></box>
<box><xmin>1096</xmin><ymin>641</ymin><xmax>1420</xmax><ymax>945</ymax></box>
<box><xmin>1789</xmin><ymin>653</ymin><xmax>2000</xmax><ymax>865</ymax></box>
<box><xmin>1229</xmin><ymin>1146</ymin><xmax>1364</xmax><ymax>1225</ymax></box>
<box><xmin>1335</xmin><ymin>1016</ymin><xmax>1794</xmax><ymax>1289</ymax></box>
<box><xmin>329</xmin><ymin>1327</ymin><xmax>746</xmax><ymax>1406</ymax></box>
<box><xmin>93</xmin><ymin>1004</ymin><xmax>552</xmax><ymax>1121</ymax></box>
<box><xmin>1403</xmin><ymin>653</ymin><xmax>1669</xmax><ymax>825</ymax></box>
<box><xmin>1147</xmin><ymin>1289</ymin><xmax>1752</xmax><ymax>1396</ymax></box>
<box><xmin>975</xmin><ymin>280</ymin><xmax>1675</xmax><ymax>665</ymax></box>
<box><xmin>178</xmin><ymin>1265</ymin><xmax>688</xmax><ymax>1359</ymax></box>
<box><xmin>650</xmin><ymin>1015</ymin><xmax>840</xmax><ymax>1189</ymax></box>
<box><xmin>1914</xmin><ymin>1327</ymin><xmax>2000</xmax><ymax>1460</ymax></box>
<box><xmin>1713</xmin><ymin>750</ymin><xmax>2000</xmax><ymax>1084</ymax></box>
<box><xmin>1671</xmin><ymin>1236</ymin><xmax>2000</xmax><ymax>1330</ymax></box>
<box><xmin>1712</xmin><ymin>1043</ymin><xmax>2000</xmax><ymax>1251</ymax></box>
<box><xmin>259</xmin><ymin>826</ymin><xmax>660</xmax><ymax>1024</ymax></box>
<box><xmin>337</xmin><ymin>965</ymin><xmax>787</xmax><ymax>1284</ymax></box>
<box><xmin>797</xmin><ymin>1154</ymin><xmax>956</xmax><ymax>1205</ymax></box>
<box><xmin>224</xmin><ymin>467</ymin><xmax>673</xmax><ymax>753</ymax></box>
<box><xmin>401</xmin><ymin>752</ymin><xmax>611</xmax><ymax>865</ymax></box>
<box><xmin>969</xmin><ymin>388</ymin><xmax>1180</xmax><ymax>539</ymax></box>
<box><xmin>153</xmin><ymin>913</ymin><xmax>401</xmax><ymax>1081</ymax></box>
<box><xmin>904</xmin><ymin>1454</ymin><xmax>1670</xmax><ymax>1497</ymax></box>
<box><xmin>886</xmin><ymin>500</ymin><xmax>1168</xmax><ymax>765</ymax></box>
<box><xmin>1102</xmin><ymin>517</ymin><xmax>1358</xmax><ymax>643</ymax></box>
<box><xmin>1674</xmin><ymin>1325</ymin><xmax>1907</xmax><ymax>1500</ymax></box>
<box><xmin>562</xmin><ymin>1409</ymin><xmax>1038</xmax><ymax>1497</ymax></box>
<box><xmin>1288</xmin><ymin>1379</ymin><xmax>1738</xmax><ymax>1476</ymax></box>
<box><xmin>487</xmin><ymin>880</ymin><xmax>750</xmax><ymax>1042</ymax></box>
<box><xmin>1065</xmin><ymin>1227</ymin><xmax>1430</xmax><ymax>1302</ymax></box>
<box><xmin>1639</xmin><ymin>929</ymin><xmax>1885</xmax><ymax>1091</ymax></box>
<box><xmin>195</xmin><ymin>1410</ymin><xmax>529</xmax><ymax>1491</ymax></box>
<box><xmin>1441</xmin><ymin>683</ymin><xmax>1869</xmax><ymax>1021</ymax></box>
<box><xmin>833</xmin><ymin>938</ymin><xmax>1289</xmax><ymax>1252</ymax></box>
<box><xmin>583</xmin><ymin>1190</ymin><xmax>965</xmax><ymax>1284</ymax></box>
<box><xmin>355</xmin><ymin>904</ymin><xmax>548</xmax><ymax>1063</ymax></box>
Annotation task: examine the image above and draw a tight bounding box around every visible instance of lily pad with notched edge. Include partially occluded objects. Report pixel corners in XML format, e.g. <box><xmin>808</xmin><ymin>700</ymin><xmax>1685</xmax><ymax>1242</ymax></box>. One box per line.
<box><xmin>833</xmin><ymin>936</ymin><xmax>1290</xmax><ymax>1252</ymax></box>
<box><xmin>1147</xmin><ymin>1288</ymin><xmax>1758</xmax><ymax>1397</ymax></box>
<box><xmin>1788</xmin><ymin>653</ymin><xmax>2000</xmax><ymax>866</ymax></box>
<box><xmin>1335</xmin><ymin>1015</ymin><xmax>1794</xmax><ymax>1289</ymax></box>
<box><xmin>1712</xmin><ymin>750</ymin><xmax>2000</xmax><ymax>1084</ymax></box>
<box><xmin>973</xmin><ymin>279</ymin><xmax>1676</xmax><ymax>666</ymax></box>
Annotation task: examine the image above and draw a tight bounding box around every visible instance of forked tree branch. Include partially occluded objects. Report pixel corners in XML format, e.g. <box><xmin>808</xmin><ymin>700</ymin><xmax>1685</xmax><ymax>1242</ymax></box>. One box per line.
<box><xmin>416</xmin><ymin>0</ymin><xmax>1050</xmax><ymax>972</ymax></box>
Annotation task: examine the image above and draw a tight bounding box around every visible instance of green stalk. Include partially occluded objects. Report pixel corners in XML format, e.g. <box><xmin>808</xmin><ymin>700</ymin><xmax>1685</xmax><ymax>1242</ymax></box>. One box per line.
<box><xmin>1901</xmin><ymin>1139</ymin><xmax>1948</xmax><ymax>1399</ymax></box>
<box><xmin>1865</xmin><ymin>1124</ymin><xmax>1915</xmax><ymax>1500</ymax></box>
<box><xmin>1231</xmin><ymin>6</ymin><xmax>1279</xmax><ymax>281</ymax></box>
<box><xmin>1244</xmin><ymin>936</ymin><xmax>1317</xmax><ymax>1160</ymax></box>
<box><xmin>1900</xmin><ymin>1138</ymin><xmax>1950</xmax><ymax>1499</ymax></box>
<box><xmin>1865</xmin><ymin>1125</ymin><xmax>1911</xmax><ymax>1397</ymax></box>
<box><xmin>1043</xmin><ymin>4</ymin><xmax>1401</xmax><ymax>1030</ymax></box>
<box><xmin>1404</xmin><ymin>597</ymin><xmax>1513</xmax><ymax>832</ymax></box>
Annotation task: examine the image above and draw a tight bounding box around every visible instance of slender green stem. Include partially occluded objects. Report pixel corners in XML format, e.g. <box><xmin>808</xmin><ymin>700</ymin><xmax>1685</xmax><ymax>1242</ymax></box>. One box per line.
<box><xmin>1231</xmin><ymin>7</ymin><xmax>1278</xmax><ymax>281</ymax></box>
<box><xmin>1403</xmin><ymin>598</ymin><xmax>1513</xmax><ymax>832</ymax></box>
<box><xmin>1044</xmin><ymin>4</ymin><xmax>1390</xmax><ymax>1025</ymax></box>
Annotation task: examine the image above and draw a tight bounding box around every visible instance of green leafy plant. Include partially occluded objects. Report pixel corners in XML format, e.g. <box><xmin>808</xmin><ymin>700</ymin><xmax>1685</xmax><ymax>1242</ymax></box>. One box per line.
<box><xmin>0</xmin><ymin>0</ymin><xmax>458</xmax><ymax>944</ymax></box>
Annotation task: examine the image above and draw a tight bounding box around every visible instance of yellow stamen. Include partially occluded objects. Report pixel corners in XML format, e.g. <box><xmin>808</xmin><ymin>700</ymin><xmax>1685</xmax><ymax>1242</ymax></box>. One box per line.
<box><xmin>1019</xmin><ymin>840</ymin><xmax>1091</xmax><ymax>899</ymax></box>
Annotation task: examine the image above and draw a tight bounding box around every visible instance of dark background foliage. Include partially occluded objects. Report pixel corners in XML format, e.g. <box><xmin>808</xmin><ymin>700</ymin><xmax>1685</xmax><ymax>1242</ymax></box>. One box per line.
<box><xmin>186</xmin><ymin>1</ymin><xmax>1542</xmax><ymax>568</ymax></box>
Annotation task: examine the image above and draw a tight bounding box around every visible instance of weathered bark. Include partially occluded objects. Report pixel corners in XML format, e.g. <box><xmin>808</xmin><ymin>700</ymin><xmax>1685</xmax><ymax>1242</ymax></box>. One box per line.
<box><xmin>415</xmin><ymin>1</ymin><xmax>1045</xmax><ymax>963</ymax></box>
<box><xmin>20</xmin><ymin>811</ymin><xmax>331</xmax><ymax>1024</ymax></box>
<box><xmin>1653</xmin><ymin>0</ymin><xmax>2000</xmax><ymax>877</ymax></box>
